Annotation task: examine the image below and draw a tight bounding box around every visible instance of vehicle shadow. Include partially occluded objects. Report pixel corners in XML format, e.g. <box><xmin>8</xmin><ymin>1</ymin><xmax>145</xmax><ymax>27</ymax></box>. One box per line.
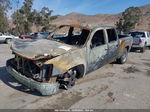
<box><xmin>0</xmin><ymin>66</ymin><xmax>42</xmax><ymax>96</ymax></box>
<box><xmin>130</xmin><ymin>47</ymin><xmax>149</xmax><ymax>53</ymax></box>
<box><xmin>130</xmin><ymin>48</ymin><xmax>142</xmax><ymax>53</ymax></box>
<box><xmin>0</xmin><ymin>42</ymin><xmax>6</xmax><ymax>44</ymax></box>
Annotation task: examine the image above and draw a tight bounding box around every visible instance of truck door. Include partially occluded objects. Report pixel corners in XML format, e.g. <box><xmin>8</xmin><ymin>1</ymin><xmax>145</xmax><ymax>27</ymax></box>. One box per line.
<box><xmin>87</xmin><ymin>29</ymin><xmax>108</xmax><ymax>73</ymax></box>
<box><xmin>106</xmin><ymin>28</ymin><xmax>119</xmax><ymax>62</ymax></box>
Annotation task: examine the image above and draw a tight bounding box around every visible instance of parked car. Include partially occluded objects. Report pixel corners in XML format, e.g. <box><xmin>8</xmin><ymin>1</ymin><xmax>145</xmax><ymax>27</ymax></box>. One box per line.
<box><xmin>31</xmin><ymin>32</ymin><xmax>51</xmax><ymax>39</ymax></box>
<box><xmin>0</xmin><ymin>33</ymin><xmax>19</xmax><ymax>43</ymax></box>
<box><xmin>6</xmin><ymin>24</ymin><xmax>133</xmax><ymax>95</ymax></box>
<box><xmin>129</xmin><ymin>31</ymin><xmax>150</xmax><ymax>52</ymax></box>
<box><xmin>19</xmin><ymin>33</ymin><xmax>34</xmax><ymax>39</ymax></box>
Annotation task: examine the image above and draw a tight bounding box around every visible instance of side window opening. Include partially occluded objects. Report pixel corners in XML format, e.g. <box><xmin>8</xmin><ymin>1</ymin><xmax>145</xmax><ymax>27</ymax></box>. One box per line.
<box><xmin>91</xmin><ymin>30</ymin><xmax>105</xmax><ymax>47</ymax></box>
<box><xmin>72</xmin><ymin>28</ymin><xmax>82</xmax><ymax>36</ymax></box>
<box><xmin>107</xmin><ymin>29</ymin><xmax>117</xmax><ymax>42</ymax></box>
<box><xmin>53</xmin><ymin>26</ymin><xmax>70</xmax><ymax>38</ymax></box>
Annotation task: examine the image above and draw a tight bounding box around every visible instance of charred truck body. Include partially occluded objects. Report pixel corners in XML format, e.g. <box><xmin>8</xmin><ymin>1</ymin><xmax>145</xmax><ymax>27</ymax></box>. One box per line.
<box><xmin>6</xmin><ymin>24</ymin><xmax>133</xmax><ymax>95</ymax></box>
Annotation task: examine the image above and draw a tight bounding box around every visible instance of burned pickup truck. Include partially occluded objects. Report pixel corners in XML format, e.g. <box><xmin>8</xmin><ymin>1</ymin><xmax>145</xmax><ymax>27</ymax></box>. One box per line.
<box><xmin>6</xmin><ymin>24</ymin><xmax>133</xmax><ymax>95</ymax></box>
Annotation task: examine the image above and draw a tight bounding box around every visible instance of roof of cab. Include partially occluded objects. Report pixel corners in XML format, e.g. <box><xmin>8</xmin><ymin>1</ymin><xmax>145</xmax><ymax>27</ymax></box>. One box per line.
<box><xmin>59</xmin><ymin>23</ymin><xmax>115</xmax><ymax>31</ymax></box>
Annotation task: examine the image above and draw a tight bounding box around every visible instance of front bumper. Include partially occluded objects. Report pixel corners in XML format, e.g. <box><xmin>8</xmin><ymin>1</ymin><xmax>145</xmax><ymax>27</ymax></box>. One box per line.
<box><xmin>6</xmin><ymin>66</ymin><xmax>60</xmax><ymax>96</ymax></box>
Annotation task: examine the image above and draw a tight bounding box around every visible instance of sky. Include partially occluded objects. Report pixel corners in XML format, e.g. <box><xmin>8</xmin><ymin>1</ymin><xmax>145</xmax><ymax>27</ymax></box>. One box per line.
<box><xmin>10</xmin><ymin>0</ymin><xmax>150</xmax><ymax>16</ymax></box>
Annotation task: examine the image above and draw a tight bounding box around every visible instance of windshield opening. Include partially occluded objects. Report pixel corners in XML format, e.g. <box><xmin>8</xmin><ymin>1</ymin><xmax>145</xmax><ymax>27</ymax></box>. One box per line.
<box><xmin>129</xmin><ymin>32</ymin><xmax>145</xmax><ymax>37</ymax></box>
<box><xmin>51</xmin><ymin>25</ymin><xmax>90</xmax><ymax>46</ymax></box>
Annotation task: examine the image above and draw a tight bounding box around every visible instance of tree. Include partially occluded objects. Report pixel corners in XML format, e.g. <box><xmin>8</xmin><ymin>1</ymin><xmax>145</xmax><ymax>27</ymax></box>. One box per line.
<box><xmin>116</xmin><ymin>18</ymin><xmax>123</xmax><ymax>34</ymax></box>
<box><xmin>0</xmin><ymin>0</ymin><xmax>11</xmax><ymax>33</ymax></box>
<box><xmin>12</xmin><ymin>0</ymin><xmax>58</xmax><ymax>34</ymax></box>
<box><xmin>12</xmin><ymin>0</ymin><xmax>33</xmax><ymax>34</ymax></box>
<box><xmin>116</xmin><ymin>7</ymin><xmax>142</xmax><ymax>34</ymax></box>
<box><xmin>0</xmin><ymin>8</ymin><xmax>9</xmax><ymax>33</ymax></box>
<box><xmin>30</xmin><ymin>7</ymin><xmax>58</xmax><ymax>32</ymax></box>
<box><xmin>12</xmin><ymin>9</ymin><xmax>26</xmax><ymax>34</ymax></box>
<box><xmin>0</xmin><ymin>0</ymin><xmax>11</xmax><ymax>10</ymax></box>
<box><xmin>21</xmin><ymin>0</ymin><xmax>33</xmax><ymax>18</ymax></box>
<box><xmin>39</xmin><ymin>7</ymin><xmax>58</xmax><ymax>31</ymax></box>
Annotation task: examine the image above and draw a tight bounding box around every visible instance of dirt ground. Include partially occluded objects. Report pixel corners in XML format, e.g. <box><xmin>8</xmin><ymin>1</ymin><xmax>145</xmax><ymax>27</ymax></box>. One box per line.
<box><xmin>0</xmin><ymin>44</ymin><xmax>150</xmax><ymax>109</ymax></box>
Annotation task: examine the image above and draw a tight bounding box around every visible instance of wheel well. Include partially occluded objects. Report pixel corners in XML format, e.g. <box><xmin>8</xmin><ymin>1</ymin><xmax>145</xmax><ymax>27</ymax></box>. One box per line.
<box><xmin>5</xmin><ymin>38</ymin><xmax>12</xmax><ymax>40</ymax></box>
<box><xmin>71</xmin><ymin>64</ymin><xmax>85</xmax><ymax>79</ymax></box>
<box><xmin>5</xmin><ymin>38</ymin><xmax>12</xmax><ymax>41</ymax></box>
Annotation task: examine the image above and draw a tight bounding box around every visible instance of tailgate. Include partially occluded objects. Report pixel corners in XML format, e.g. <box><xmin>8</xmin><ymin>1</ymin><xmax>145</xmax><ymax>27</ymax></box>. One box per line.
<box><xmin>133</xmin><ymin>37</ymin><xmax>140</xmax><ymax>45</ymax></box>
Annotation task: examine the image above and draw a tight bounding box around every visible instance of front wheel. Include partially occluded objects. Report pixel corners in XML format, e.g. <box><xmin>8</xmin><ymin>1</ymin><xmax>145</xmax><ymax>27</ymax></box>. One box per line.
<box><xmin>117</xmin><ymin>48</ymin><xmax>128</xmax><ymax>64</ymax></box>
<box><xmin>59</xmin><ymin>69</ymin><xmax>77</xmax><ymax>90</ymax></box>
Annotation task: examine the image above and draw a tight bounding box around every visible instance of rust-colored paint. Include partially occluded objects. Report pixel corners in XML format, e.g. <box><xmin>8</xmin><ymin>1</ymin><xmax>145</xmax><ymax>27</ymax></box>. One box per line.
<box><xmin>44</xmin><ymin>48</ymin><xmax>86</xmax><ymax>75</ymax></box>
<box><xmin>14</xmin><ymin>52</ymin><xmax>50</xmax><ymax>61</ymax></box>
<box><xmin>119</xmin><ymin>40</ymin><xmax>126</xmax><ymax>51</ymax></box>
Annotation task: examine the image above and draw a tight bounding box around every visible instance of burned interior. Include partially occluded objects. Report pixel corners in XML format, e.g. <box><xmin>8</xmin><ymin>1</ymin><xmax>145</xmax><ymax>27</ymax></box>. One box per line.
<box><xmin>51</xmin><ymin>25</ymin><xmax>91</xmax><ymax>46</ymax></box>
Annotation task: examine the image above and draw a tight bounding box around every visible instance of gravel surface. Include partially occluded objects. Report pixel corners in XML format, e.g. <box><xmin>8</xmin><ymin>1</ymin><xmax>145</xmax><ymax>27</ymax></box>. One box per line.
<box><xmin>0</xmin><ymin>44</ymin><xmax>150</xmax><ymax>109</ymax></box>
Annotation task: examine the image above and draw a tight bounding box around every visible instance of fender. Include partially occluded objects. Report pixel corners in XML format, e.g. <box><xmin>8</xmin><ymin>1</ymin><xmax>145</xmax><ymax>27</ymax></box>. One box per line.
<box><xmin>44</xmin><ymin>48</ymin><xmax>87</xmax><ymax>76</ymax></box>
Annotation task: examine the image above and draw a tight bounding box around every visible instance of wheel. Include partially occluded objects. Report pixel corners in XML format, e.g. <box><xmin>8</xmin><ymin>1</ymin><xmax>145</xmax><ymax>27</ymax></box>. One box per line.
<box><xmin>5</xmin><ymin>38</ymin><xmax>11</xmax><ymax>44</ymax></box>
<box><xmin>60</xmin><ymin>69</ymin><xmax>77</xmax><ymax>90</ymax></box>
<box><xmin>140</xmin><ymin>46</ymin><xmax>145</xmax><ymax>53</ymax></box>
<box><xmin>117</xmin><ymin>48</ymin><xmax>128</xmax><ymax>64</ymax></box>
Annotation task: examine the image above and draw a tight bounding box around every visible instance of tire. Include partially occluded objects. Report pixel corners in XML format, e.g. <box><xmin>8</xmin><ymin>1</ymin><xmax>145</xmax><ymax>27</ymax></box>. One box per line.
<box><xmin>5</xmin><ymin>38</ymin><xmax>11</xmax><ymax>44</ymax></box>
<box><xmin>117</xmin><ymin>48</ymin><xmax>128</xmax><ymax>64</ymax></box>
<box><xmin>61</xmin><ymin>69</ymin><xmax>77</xmax><ymax>90</ymax></box>
<box><xmin>140</xmin><ymin>46</ymin><xmax>145</xmax><ymax>53</ymax></box>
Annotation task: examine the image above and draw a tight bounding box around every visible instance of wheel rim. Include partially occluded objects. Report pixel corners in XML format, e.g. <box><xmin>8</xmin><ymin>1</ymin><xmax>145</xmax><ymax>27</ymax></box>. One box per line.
<box><xmin>122</xmin><ymin>53</ymin><xmax>127</xmax><ymax>63</ymax></box>
<box><xmin>65</xmin><ymin>70</ymin><xmax>77</xmax><ymax>89</ymax></box>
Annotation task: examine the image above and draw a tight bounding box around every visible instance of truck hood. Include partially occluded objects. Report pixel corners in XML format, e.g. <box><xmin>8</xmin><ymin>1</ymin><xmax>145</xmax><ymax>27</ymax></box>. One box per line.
<box><xmin>10</xmin><ymin>39</ymin><xmax>77</xmax><ymax>59</ymax></box>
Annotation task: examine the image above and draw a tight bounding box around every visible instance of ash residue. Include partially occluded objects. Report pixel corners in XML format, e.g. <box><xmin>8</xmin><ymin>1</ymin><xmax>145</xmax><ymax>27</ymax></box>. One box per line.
<box><xmin>123</xmin><ymin>66</ymin><xmax>141</xmax><ymax>73</ymax></box>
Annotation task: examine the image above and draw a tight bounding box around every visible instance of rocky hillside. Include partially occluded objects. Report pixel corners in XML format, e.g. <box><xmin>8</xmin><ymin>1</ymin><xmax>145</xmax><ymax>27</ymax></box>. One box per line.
<box><xmin>52</xmin><ymin>4</ymin><xmax>150</xmax><ymax>31</ymax></box>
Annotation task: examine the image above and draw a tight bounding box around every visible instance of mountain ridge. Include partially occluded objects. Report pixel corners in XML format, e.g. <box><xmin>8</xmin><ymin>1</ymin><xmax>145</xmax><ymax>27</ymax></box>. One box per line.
<box><xmin>52</xmin><ymin>4</ymin><xmax>150</xmax><ymax>31</ymax></box>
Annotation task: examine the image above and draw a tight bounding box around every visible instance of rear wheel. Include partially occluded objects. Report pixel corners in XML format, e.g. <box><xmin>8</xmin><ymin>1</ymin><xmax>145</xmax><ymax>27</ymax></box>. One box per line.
<box><xmin>117</xmin><ymin>48</ymin><xmax>128</xmax><ymax>64</ymax></box>
<box><xmin>140</xmin><ymin>46</ymin><xmax>145</xmax><ymax>53</ymax></box>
